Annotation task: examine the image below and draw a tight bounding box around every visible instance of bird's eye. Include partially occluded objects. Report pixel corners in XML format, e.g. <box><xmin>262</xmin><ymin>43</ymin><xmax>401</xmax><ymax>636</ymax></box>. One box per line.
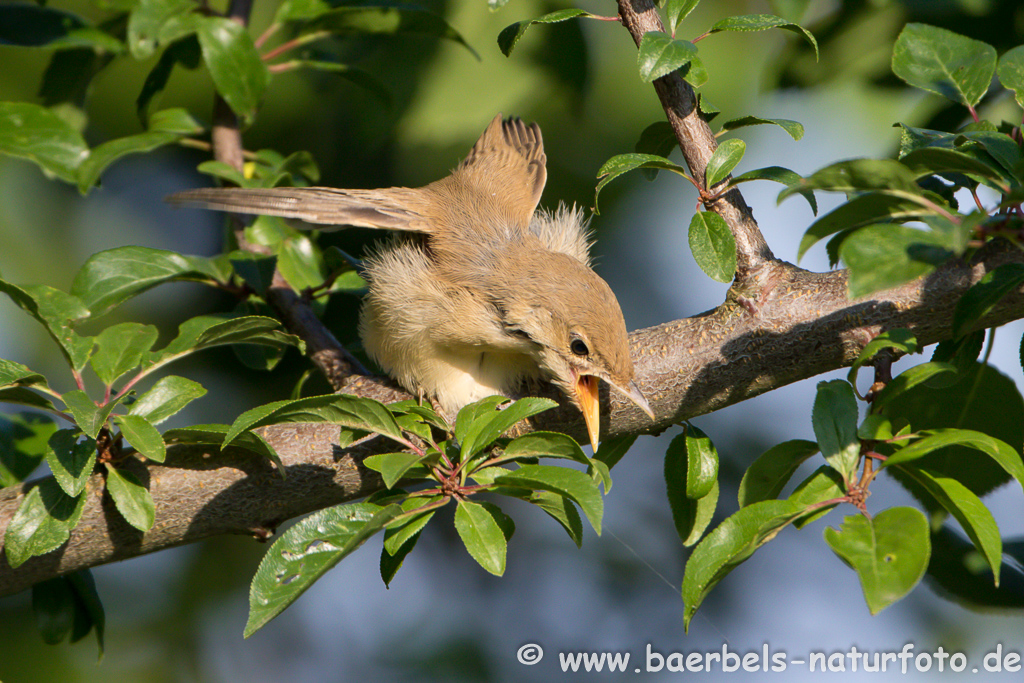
<box><xmin>570</xmin><ymin>338</ymin><xmax>589</xmax><ymax>356</ymax></box>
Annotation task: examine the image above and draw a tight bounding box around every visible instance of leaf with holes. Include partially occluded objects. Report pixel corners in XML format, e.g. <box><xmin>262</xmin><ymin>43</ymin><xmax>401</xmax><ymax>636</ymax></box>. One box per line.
<box><xmin>245</xmin><ymin>502</ymin><xmax>401</xmax><ymax>636</ymax></box>
<box><xmin>824</xmin><ymin>507</ymin><xmax>930</xmax><ymax>614</ymax></box>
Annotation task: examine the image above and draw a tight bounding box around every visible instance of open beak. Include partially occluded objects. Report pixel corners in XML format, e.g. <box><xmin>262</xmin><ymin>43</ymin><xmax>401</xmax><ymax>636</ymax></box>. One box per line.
<box><xmin>574</xmin><ymin>376</ymin><xmax>655</xmax><ymax>452</ymax></box>
<box><xmin>575</xmin><ymin>375</ymin><xmax>601</xmax><ymax>453</ymax></box>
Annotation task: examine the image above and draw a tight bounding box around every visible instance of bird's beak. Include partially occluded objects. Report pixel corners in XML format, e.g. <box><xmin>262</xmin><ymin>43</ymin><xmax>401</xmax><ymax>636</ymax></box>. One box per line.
<box><xmin>574</xmin><ymin>376</ymin><xmax>655</xmax><ymax>453</ymax></box>
<box><xmin>575</xmin><ymin>375</ymin><xmax>601</xmax><ymax>453</ymax></box>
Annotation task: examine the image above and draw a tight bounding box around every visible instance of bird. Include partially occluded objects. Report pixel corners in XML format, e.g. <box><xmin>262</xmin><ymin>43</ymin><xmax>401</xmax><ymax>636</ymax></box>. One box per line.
<box><xmin>167</xmin><ymin>114</ymin><xmax>654</xmax><ymax>451</ymax></box>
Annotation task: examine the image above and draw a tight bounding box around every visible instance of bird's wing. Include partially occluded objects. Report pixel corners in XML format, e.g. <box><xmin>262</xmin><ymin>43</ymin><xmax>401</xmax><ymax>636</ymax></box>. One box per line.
<box><xmin>166</xmin><ymin>187</ymin><xmax>434</xmax><ymax>234</ymax></box>
<box><xmin>446</xmin><ymin>114</ymin><xmax>547</xmax><ymax>228</ymax></box>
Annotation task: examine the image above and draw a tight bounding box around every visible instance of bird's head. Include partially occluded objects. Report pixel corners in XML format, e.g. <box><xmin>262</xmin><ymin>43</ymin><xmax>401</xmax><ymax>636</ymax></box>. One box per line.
<box><xmin>500</xmin><ymin>253</ymin><xmax>654</xmax><ymax>451</ymax></box>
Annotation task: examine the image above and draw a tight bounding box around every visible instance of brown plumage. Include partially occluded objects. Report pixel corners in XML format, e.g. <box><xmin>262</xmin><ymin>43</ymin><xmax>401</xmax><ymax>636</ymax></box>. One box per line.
<box><xmin>167</xmin><ymin>115</ymin><xmax>653</xmax><ymax>450</ymax></box>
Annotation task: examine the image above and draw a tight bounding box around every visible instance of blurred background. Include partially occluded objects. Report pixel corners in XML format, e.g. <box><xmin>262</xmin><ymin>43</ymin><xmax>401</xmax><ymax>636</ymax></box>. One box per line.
<box><xmin>2</xmin><ymin>0</ymin><xmax>1024</xmax><ymax>680</ymax></box>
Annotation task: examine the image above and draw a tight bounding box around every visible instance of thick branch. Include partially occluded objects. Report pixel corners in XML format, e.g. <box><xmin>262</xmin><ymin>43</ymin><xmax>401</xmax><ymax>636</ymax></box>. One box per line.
<box><xmin>4</xmin><ymin>245</ymin><xmax>1024</xmax><ymax>596</ymax></box>
<box><xmin>616</xmin><ymin>0</ymin><xmax>774</xmax><ymax>282</ymax></box>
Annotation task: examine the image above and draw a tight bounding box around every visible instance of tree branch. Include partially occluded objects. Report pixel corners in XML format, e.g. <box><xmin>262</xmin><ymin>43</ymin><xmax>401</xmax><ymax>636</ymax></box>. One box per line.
<box><xmin>616</xmin><ymin>0</ymin><xmax>774</xmax><ymax>282</ymax></box>
<box><xmin>4</xmin><ymin>242</ymin><xmax>1024</xmax><ymax>596</ymax></box>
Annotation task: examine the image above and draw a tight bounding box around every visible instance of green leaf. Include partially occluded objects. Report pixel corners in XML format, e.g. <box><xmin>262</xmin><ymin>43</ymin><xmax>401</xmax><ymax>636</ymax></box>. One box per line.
<box><xmin>459</xmin><ymin>397</ymin><xmax>557</xmax><ymax>459</ymax></box>
<box><xmin>276</xmin><ymin>233</ymin><xmax>326</xmax><ymax>293</ymax></box>
<box><xmin>779</xmin><ymin>159</ymin><xmax>921</xmax><ymax>202</ymax></box>
<box><xmin>895</xmin><ymin>467</ymin><xmax>1001</xmax><ymax>585</ymax></box>
<box><xmin>32</xmin><ymin>576</ymin><xmax>76</xmax><ymax>645</ymax></box>
<box><xmin>245</xmin><ymin>502</ymin><xmax>401</xmax><ymax>637</ymax></box>
<box><xmin>664</xmin><ymin>426</ymin><xmax>719</xmax><ymax>545</ymax></box>
<box><xmin>637</xmin><ymin>31</ymin><xmax>698</xmax><ymax>83</ymax></box>
<box><xmin>707</xmin><ymin>14</ymin><xmax>818</xmax><ymax>59</ymax></box>
<box><xmin>811</xmin><ymin>380</ymin><xmax>860</xmax><ymax>480</ymax></box>
<box><xmin>65</xmin><ymin>570</ymin><xmax>104</xmax><ymax>654</ymax></box>
<box><xmin>77</xmin><ymin>109</ymin><xmax>203</xmax><ymax>192</ymax></box>
<box><xmin>0</xmin><ymin>101</ymin><xmax>88</xmax><ymax>183</ymax></box>
<box><xmin>363</xmin><ymin>452</ymin><xmax>423</xmax><ymax>489</ymax></box>
<box><xmin>195</xmin><ymin>17</ymin><xmax>270</xmax><ymax>125</ymax></box>
<box><xmin>798</xmin><ymin>194</ymin><xmax>933</xmax><ymax>262</ymax></box>
<box><xmin>682</xmin><ymin>425</ymin><xmax>720</xmax><ymax>498</ymax></box>
<box><xmin>497</xmin><ymin>9</ymin><xmax>593</xmax><ymax>57</ymax></box>
<box><xmin>786</xmin><ymin>466</ymin><xmax>844</xmax><ymax>528</ymax></box>
<box><xmin>665</xmin><ymin>0</ymin><xmax>700</xmax><ymax>36</ymax></box>
<box><xmin>137</xmin><ymin>35</ymin><xmax>202</xmax><ymax>124</ymax></box>
<box><xmin>840</xmin><ymin>224</ymin><xmax>951</xmax><ymax>299</ymax></box>
<box><xmin>146</xmin><ymin>315</ymin><xmax>302</xmax><ymax>370</ymax></box>
<box><xmin>594</xmin><ymin>153</ymin><xmax>690</xmax><ymax>212</ymax></box>
<box><xmin>229</xmin><ymin>252</ymin><xmax>277</xmax><ymax>296</ymax></box>
<box><xmin>883</xmin><ymin>363</ymin><xmax>1022</xmax><ymax>503</ymax></box>
<box><xmin>0</xmin><ymin>358</ymin><xmax>47</xmax><ymax>390</ymax></box>
<box><xmin>926</xmin><ymin>527</ymin><xmax>1024</xmax><ymax>610</ymax></box>
<box><xmin>891</xmin><ymin>23</ymin><xmax>996</xmax><ymax>108</ymax></box>
<box><xmin>454</xmin><ymin>499</ymin><xmax>511</xmax><ymax>576</ymax></box>
<box><xmin>4</xmin><ymin>479</ymin><xmax>86</xmax><ymax>568</ymax></box>
<box><xmin>499</xmin><ymin>432</ymin><xmax>589</xmax><ymax>466</ymax></box>
<box><xmin>522</xmin><ymin>490</ymin><xmax>584</xmax><ymax>547</ymax></box>
<box><xmin>847</xmin><ymin>329</ymin><xmax>918</xmax><ymax>389</ymax></box>
<box><xmin>731</xmin><ymin>165</ymin><xmax>816</xmax><ymax>214</ymax></box>
<box><xmin>162</xmin><ymin>423</ymin><xmax>283</xmax><ymax>471</ymax></box>
<box><xmin>0</xmin><ymin>4</ymin><xmax>124</xmax><ymax>52</ymax></box>
<box><xmin>0</xmin><ymin>413</ymin><xmax>58</xmax><ymax>487</ymax></box>
<box><xmin>379</xmin><ymin>528</ymin><xmax>420</xmax><ymax>588</ymax></box>
<box><xmin>900</xmin><ymin>147</ymin><xmax>1010</xmax><ymax>188</ymax></box>
<box><xmin>0</xmin><ymin>280</ymin><xmax>92</xmax><ymax>371</ymax></box>
<box><xmin>224</xmin><ymin>394</ymin><xmax>408</xmax><ymax>450</ymax></box>
<box><xmin>682</xmin><ymin>499</ymin><xmax>804</xmax><ymax>630</ymax></box>
<box><xmin>128</xmin><ymin>375</ymin><xmax>207</xmax><ymax>425</ymax></box>
<box><xmin>824</xmin><ymin>507</ymin><xmax>930</xmax><ymax>614</ymax></box>
<box><xmin>46</xmin><ymin>430</ymin><xmax>96</xmax><ymax>497</ymax></box>
<box><xmin>688</xmin><ymin>211</ymin><xmax>737</xmax><ymax>283</ymax></box>
<box><xmin>953</xmin><ymin>264</ymin><xmax>1024</xmax><ymax>339</ymax></box>
<box><xmin>114</xmin><ymin>415</ymin><xmax>166</xmax><ymax>463</ymax></box>
<box><xmin>705</xmin><ymin>138</ymin><xmax>745</xmax><ymax>187</ymax></box>
<box><xmin>62</xmin><ymin>390</ymin><xmax>118</xmax><ymax>439</ymax></box>
<box><xmin>997</xmin><ymin>45</ymin><xmax>1024</xmax><ymax>109</ymax></box>
<box><xmin>634</xmin><ymin>122</ymin><xmax>677</xmax><ymax>180</ymax></box>
<box><xmin>871</xmin><ymin>361</ymin><xmax>957</xmax><ymax>410</ymax></box>
<box><xmin>883</xmin><ymin>428</ymin><xmax>1024</xmax><ymax>493</ymax></box>
<box><xmin>738</xmin><ymin>439</ymin><xmax>819</xmax><ymax>506</ymax></box>
<box><xmin>104</xmin><ymin>464</ymin><xmax>155</xmax><ymax>532</ymax></box>
<box><xmin>71</xmin><ymin>246</ymin><xmax>229</xmax><ymax>317</ymax></box>
<box><xmin>309</xmin><ymin>5</ymin><xmax>479</xmax><ymax>59</ymax></box>
<box><xmin>494</xmin><ymin>464</ymin><xmax>603</xmax><ymax>534</ymax></box>
<box><xmin>719</xmin><ymin>116</ymin><xmax>803</xmax><ymax>141</ymax></box>
<box><xmin>90</xmin><ymin>323</ymin><xmax>159</xmax><ymax>386</ymax></box>
<box><xmin>383</xmin><ymin>497</ymin><xmax>442</xmax><ymax>556</ymax></box>
<box><xmin>127</xmin><ymin>0</ymin><xmax>199</xmax><ymax>59</ymax></box>
<box><xmin>0</xmin><ymin>387</ymin><xmax>57</xmax><ymax>412</ymax></box>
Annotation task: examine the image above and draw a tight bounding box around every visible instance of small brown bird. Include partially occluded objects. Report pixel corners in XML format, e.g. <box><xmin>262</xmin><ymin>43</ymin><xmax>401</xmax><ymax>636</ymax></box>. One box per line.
<box><xmin>168</xmin><ymin>115</ymin><xmax>653</xmax><ymax>450</ymax></box>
